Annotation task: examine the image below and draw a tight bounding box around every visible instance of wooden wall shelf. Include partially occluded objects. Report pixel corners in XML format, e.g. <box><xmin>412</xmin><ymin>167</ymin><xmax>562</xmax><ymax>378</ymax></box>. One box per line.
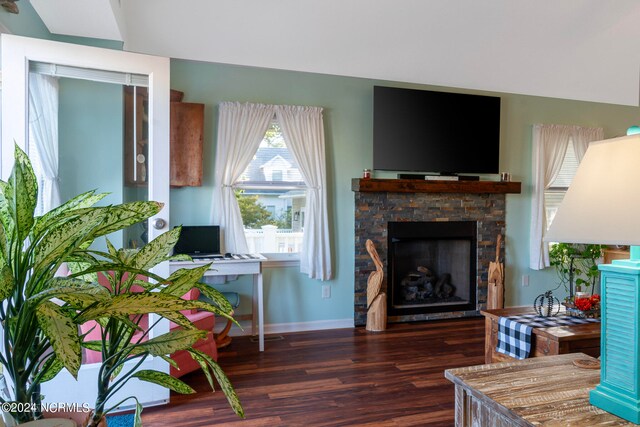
<box><xmin>351</xmin><ymin>178</ymin><xmax>521</xmax><ymax>194</ymax></box>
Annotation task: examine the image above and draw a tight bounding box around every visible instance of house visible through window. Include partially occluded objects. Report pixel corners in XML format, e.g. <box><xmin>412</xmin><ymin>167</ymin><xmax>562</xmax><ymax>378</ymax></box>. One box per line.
<box><xmin>234</xmin><ymin>119</ymin><xmax>306</xmax><ymax>253</ymax></box>
<box><xmin>544</xmin><ymin>139</ymin><xmax>579</xmax><ymax>230</ymax></box>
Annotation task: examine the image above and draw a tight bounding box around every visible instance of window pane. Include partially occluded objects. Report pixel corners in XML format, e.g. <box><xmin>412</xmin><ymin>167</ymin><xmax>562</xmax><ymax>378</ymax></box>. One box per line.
<box><xmin>236</xmin><ymin>120</ymin><xmax>305</xmax><ymax>253</ymax></box>
<box><xmin>545</xmin><ymin>139</ymin><xmax>580</xmax><ymax>232</ymax></box>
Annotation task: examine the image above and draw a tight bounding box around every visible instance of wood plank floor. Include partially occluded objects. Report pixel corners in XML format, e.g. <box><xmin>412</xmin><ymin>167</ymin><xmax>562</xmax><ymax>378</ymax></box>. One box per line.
<box><xmin>143</xmin><ymin>317</ymin><xmax>485</xmax><ymax>426</ymax></box>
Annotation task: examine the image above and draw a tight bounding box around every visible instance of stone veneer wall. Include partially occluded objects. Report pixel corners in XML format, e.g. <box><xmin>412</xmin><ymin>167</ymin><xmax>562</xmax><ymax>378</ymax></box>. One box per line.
<box><xmin>354</xmin><ymin>191</ymin><xmax>506</xmax><ymax>326</ymax></box>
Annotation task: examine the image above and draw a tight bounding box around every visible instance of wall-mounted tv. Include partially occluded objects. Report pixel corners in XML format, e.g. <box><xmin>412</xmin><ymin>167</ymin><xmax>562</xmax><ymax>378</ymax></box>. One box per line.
<box><xmin>373</xmin><ymin>86</ymin><xmax>501</xmax><ymax>175</ymax></box>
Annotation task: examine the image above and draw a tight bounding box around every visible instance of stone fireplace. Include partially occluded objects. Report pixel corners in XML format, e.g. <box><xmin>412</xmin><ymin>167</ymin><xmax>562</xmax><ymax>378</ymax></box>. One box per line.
<box><xmin>353</xmin><ymin>178</ymin><xmax>520</xmax><ymax>326</ymax></box>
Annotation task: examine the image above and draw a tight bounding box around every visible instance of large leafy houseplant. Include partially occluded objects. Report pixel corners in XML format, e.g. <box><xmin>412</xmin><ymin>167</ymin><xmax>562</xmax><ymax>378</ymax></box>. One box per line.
<box><xmin>0</xmin><ymin>146</ymin><xmax>242</xmax><ymax>425</ymax></box>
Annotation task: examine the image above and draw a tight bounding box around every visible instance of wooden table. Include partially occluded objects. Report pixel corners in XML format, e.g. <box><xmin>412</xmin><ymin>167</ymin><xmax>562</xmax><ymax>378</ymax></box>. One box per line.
<box><xmin>481</xmin><ymin>306</ymin><xmax>601</xmax><ymax>363</ymax></box>
<box><xmin>171</xmin><ymin>255</ymin><xmax>267</xmax><ymax>351</ymax></box>
<box><xmin>445</xmin><ymin>353</ymin><xmax>634</xmax><ymax>426</ymax></box>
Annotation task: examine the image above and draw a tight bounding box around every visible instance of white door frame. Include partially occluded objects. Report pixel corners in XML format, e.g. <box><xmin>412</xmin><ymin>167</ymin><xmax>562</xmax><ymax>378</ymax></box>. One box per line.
<box><xmin>1</xmin><ymin>34</ymin><xmax>171</xmax><ymax>410</ymax></box>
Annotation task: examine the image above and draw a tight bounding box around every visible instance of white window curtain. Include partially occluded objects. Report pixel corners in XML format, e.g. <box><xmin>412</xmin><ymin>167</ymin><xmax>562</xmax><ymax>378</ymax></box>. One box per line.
<box><xmin>276</xmin><ymin>105</ymin><xmax>332</xmax><ymax>280</ymax></box>
<box><xmin>28</xmin><ymin>73</ymin><xmax>60</xmax><ymax>213</ymax></box>
<box><xmin>529</xmin><ymin>124</ymin><xmax>604</xmax><ymax>269</ymax></box>
<box><xmin>211</xmin><ymin>102</ymin><xmax>275</xmax><ymax>254</ymax></box>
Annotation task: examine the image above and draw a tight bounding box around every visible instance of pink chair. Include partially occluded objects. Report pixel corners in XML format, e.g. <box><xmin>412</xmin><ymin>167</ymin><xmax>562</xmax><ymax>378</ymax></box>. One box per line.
<box><xmin>79</xmin><ymin>274</ymin><xmax>218</xmax><ymax>377</ymax></box>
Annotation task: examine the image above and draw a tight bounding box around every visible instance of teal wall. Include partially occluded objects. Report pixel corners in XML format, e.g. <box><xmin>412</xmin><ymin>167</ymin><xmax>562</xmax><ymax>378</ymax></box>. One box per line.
<box><xmin>3</xmin><ymin>5</ymin><xmax>640</xmax><ymax>325</ymax></box>
<box><xmin>0</xmin><ymin>1</ymin><xmax>50</xmax><ymax>39</ymax></box>
<box><xmin>58</xmin><ymin>78</ymin><xmax>124</xmax><ymax>248</ymax></box>
<box><xmin>169</xmin><ymin>59</ymin><xmax>640</xmax><ymax>323</ymax></box>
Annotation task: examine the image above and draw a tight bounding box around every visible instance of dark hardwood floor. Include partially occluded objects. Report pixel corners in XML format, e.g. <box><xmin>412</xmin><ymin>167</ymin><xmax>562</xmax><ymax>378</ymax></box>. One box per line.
<box><xmin>143</xmin><ymin>317</ymin><xmax>485</xmax><ymax>426</ymax></box>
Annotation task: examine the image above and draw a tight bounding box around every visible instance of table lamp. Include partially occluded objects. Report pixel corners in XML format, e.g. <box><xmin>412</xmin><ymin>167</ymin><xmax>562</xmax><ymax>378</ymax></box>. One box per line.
<box><xmin>545</xmin><ymin>132</ymin><xmax>640</xmax><ymax>423</ymax></box>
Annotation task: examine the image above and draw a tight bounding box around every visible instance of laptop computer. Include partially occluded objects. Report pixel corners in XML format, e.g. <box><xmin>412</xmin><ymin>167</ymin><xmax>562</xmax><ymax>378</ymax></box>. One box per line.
<box><xmin>173</xmin><ymin>225</ymin><xmax>222</xmax><ymax>259</ymax></box>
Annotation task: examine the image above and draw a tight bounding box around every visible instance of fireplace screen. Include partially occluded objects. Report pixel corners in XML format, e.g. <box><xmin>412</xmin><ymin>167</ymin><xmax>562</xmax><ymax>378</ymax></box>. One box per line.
<box><xmin>388</xmin><ymin>221</ymin><xmax>477</xmax><ymax>316</ymax></box>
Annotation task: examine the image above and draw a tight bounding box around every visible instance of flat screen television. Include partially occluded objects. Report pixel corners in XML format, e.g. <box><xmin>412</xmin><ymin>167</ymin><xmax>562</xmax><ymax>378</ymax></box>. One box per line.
<box><xmin>373</xmin><ymin>86</ymin><xmax>501</xmax><ymax>175</ymax></box>
<box><xmin>173</xmin><ymin>225</ymin><xmax>220</xmax><ymax>257</ymax></box>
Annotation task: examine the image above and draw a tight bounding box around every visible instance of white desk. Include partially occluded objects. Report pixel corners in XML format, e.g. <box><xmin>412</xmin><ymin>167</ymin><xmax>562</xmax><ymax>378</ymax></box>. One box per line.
<box><xmin>170</xmin><ymin>254</ymin><xmax>267</xmax><ymax>351</ymax></box>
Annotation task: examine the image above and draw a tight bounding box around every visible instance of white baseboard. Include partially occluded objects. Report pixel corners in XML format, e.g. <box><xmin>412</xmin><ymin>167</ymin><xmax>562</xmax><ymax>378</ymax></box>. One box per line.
<box><xmin>221</xmin><ymin>318</ymin><xmax>354</xmax><ymax>337</ymax></box>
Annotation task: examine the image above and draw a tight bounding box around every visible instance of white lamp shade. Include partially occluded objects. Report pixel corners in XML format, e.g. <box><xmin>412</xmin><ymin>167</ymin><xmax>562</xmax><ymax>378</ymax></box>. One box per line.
<box><xmin>545</xmin><ymin>134</ymin><xmax>640</xmax><ymax>246</ymax></box>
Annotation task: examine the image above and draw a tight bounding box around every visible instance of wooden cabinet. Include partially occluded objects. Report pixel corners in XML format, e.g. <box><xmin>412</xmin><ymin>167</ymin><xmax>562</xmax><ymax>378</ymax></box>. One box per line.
<box><xmin>124</xmin><ymin>88</ymin><xmax>204</xmax><ymax>187</ymax></box>
<box><xmin>170</xmin><ymin>102</ymin><xmax>204</xmax><ymax>187</ymax></box>
<box><xmin>603</xmin><ymin>248</ymin><xmax>630</xmax><ymax>264</ymax></box>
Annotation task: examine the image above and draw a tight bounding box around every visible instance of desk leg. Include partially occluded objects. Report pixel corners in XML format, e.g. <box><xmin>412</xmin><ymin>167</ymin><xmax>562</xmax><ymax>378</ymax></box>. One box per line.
<box><xmin>253</xmin><ymin>272</ymin><xmax>264</xmax><ymax>352</ymax></box>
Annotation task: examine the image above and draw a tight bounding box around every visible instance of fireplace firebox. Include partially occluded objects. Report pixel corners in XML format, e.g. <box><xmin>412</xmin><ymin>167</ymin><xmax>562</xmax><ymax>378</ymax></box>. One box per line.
<box><xmin>388</xmin><ymin>221</ymin><xmax>477</xmax><ymax>316</ymax></box>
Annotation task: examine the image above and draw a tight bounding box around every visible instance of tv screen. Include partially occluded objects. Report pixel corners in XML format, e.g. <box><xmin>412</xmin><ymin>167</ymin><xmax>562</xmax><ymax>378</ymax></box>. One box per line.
<box><xmin>373</xmin><ymin>86</ymin><xmax>501</xmax><ymax>175</ymax></box>
<box><xmin>173</xmin><ymin>225</ymin><xmax>220</xmax><ymax>257</ymax></box>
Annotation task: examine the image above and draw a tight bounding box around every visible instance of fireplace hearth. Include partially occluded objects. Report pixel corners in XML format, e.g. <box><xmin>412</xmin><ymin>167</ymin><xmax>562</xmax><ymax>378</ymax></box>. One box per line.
<box><xmin>352</xmin><ymin>178</ymin><xmax>519</xmax><ymax>326</ymax></box>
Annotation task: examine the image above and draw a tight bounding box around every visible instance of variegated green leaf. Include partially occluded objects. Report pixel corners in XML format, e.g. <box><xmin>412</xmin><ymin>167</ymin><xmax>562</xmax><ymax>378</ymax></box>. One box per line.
<box><xmin>91</xmin><ymin>201</ymin><xmax>163</xmax><ymax>238</ymax></box>
<box><xmin>110</xmin><ymin>362</ymin><xmax>125</xmax><ymax>380</ymax></box>
<box><xmin>131</xmin><ymin>226</ymin><xmax>181</xmax><ymax>271</ymax></box>
<box><xmin>33</xmin><ymin>209</ymin><xmax>105</xmax><ymax>274</ymax></box>
<box><xmin>0</xmin><ymin>218</ymin><xmax>8</xmax><ymax>262</ymax></box>
<box><xmin>0</xmin><ymin>187</ymin><xmax>14</xmax><ymax>243</ymax></box>
<box><xmin>105</xmin><ymin>238</ymin><xmax>119</xmax><ymax>259</ymax></box>
<box><xmin>68</xmin><ymin>263</ymin><xmax>166</xmax><ymax>288</ymax></box>
<box><xmin>161</xmin><ymin>311</ymin><xmax>197</xmax><ymax>330</ymax></box>
<box><xmin>188</xmin><ymin>349</ymin><xmax>216</xmax><ymax>391</ymax></box>
<box><xmin>39</xmin><ymin>356</ymin><xmax>64</xmax><ymax>383</ymax></box>
<box><xmin>0</xmin><ymin>257</ymin><xmax>14</xmax><ymax>302</ymax></box>
<box><xmin>210</xmin><ymin>360</ymin><xmax>244</xmax><ymax>417</ymax></box>
<box><xmin>30</xmin><ymin>277</ymin><xmax>110</xmax><ymax>308</ymax></box>
<box><xmin>195</xmin><ymin>282</ymin><xmax>233</xmax><ymax>314</ymax></box>
<box><xmin>134</xmin><ymin>400</ymin><xmax>143</xmax><ymax>427</ymax></box>
<box><xmin>81</xmin><ymin>340</ymin><xmax>103</xmax><ymax>352</ymax></box>
<box><xmin>162</xmin><ymin>264</ymin><xmax>211</xmax><ymax>298</ymax></box>
<box><xmin>32</xmin><ymin>190</ymin><xmax>107</xmax><ymax>238</ymax></box>
<box><xmin>10</xmin><ymin>145</ymin><xmax>37</xmax><ymax>241</ymax></box>
<box><xmin>66</xmin><ymin>261</ymin><xmax>99</xmax><ymax>284</ymax></box>
<box><xmin>132</xmin><ymin>370</ymin><xmax>195</xmax><ymax>394</ymax></box>
<box><xmin>36</xmin><ymin>301</ymin><xmax>82</xmax><ymax>378</ymax></box>
<box><xmin>160</xmin><ymin>354</ymin><xmax>179</xmax><ymax>370</ymax></box>
<box><xmin>190</xmin><ymin>349</ymin><xmax>244</xmax><ymax>418</ymax></box>
<box><xmin>76</xmin><ymin>293</ymin><xmax>203</xmax><ymax>323</ymax></box>
<box><xmin>132</xmin><ymin>329</ymin><xmax>207</xmax><ymax>357</ymax></box>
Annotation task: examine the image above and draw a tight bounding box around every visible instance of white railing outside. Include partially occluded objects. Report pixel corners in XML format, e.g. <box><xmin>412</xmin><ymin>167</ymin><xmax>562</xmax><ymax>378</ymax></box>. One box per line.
<box><xmin>245</xmin><ymin>225</ymin><xmax>303</xmax><ymax>253</ymax></box>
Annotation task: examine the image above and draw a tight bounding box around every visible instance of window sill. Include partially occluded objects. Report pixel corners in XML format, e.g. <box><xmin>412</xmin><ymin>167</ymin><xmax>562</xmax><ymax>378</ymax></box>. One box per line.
<box><xmin>261</xmin><ymin>253</ymin><xmax>300</xmax><ymax>268</ymax></box>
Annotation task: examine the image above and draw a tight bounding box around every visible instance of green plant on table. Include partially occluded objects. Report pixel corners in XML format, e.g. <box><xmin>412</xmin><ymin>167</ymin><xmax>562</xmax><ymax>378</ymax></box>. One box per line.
<box><xmin>0</xmin><ymin>146</ymin><xmax>243</xmax><ymax>425</ymax></box>
<box><xmin>549</xmin><ymin>242</ymin><xmax>603</xmax><ymax>295</ymax></box>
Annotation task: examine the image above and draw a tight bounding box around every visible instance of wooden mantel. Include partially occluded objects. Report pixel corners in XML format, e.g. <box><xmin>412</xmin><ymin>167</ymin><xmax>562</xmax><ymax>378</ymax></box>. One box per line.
<box><xmin>352</xmin><ymin>178</ymin><xmax>521</xmax><ymax>194</ymax></box>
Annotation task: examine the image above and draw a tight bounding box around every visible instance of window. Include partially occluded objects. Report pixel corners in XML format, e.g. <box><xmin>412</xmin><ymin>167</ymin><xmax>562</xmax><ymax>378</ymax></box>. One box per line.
<box><xmin>544</xmin><ymin>140</ymin><xmax>579</xmax><ymax>230</ymax></box>
<box><xmin>234</xmin><ymin>119</ymin><xmax>306</xmax><ymax>253</ymax></box>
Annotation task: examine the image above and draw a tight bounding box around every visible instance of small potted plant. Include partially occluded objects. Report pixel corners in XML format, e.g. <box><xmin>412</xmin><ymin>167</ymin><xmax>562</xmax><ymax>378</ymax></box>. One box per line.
<box><xmin>549</xmin><ymin>242</ymin><xmax>603</xmax><ymax>317</ymax></box>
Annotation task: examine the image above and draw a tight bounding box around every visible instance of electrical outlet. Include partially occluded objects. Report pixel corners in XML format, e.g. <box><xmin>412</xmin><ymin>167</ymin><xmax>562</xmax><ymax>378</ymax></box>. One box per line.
<box><xmin>322</xmin><ymin>285</ymin><xmax>331</xmax><ymax>299</ymax></box>
<box><xmin>522</xmin><ymin>275</ymin><xmax>529</xmax><ymax>287</ymax></box>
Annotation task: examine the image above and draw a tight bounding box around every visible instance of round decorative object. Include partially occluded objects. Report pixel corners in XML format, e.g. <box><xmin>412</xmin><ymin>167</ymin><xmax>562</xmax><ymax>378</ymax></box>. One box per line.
<box><xmin>573</xmin><ymin>358</ymin><xmax>600</xmax><ymax>370</ymax></box>
<box><xmin>534</xmin><ymin>290</ymin><xmax>560</xmax><ymax>317</ymax></box>
<box><xmin>136</xmin><ymin>153</ymin><xmax>146</xmax><ymax>164</ymax></box>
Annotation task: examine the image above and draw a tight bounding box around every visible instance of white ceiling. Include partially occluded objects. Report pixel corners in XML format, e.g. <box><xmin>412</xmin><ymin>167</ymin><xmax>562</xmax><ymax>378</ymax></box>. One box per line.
<box><xmin>29</xmin><ymin>0</ymin><xmax>640</xmax><ymax>106</ymax></box>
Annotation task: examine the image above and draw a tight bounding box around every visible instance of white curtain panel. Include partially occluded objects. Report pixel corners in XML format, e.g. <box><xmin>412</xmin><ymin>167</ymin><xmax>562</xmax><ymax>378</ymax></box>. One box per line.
<box><xmin>211</xmin><ymin>102</ymin><xmax>275</xmax><ymax>254</ymax></box>
<box><xmin>276</xmin><ymin>105</ymin><xmax>332</xmax><ymax>280</ymax></box>
<box><xmin>28</xmin><ymin>73</ymin><xmax>60</xmax><ymax>213</ymax></box>
<box><xmin>529</xmin><ymin>124</ymin><xmax>603</xmax><ymax>269</ymax></box>
<box><xmin>571</xmin><ymin>126</ymin><xmax>604</xmax><ymax>163</ymax></box>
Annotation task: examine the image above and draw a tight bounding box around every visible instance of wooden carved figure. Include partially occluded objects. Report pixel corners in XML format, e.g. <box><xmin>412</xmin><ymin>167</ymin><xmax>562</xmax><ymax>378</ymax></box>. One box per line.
<box><xmin>366</xmin><ymin>239</ymin><xmax>387</xmax><ymax>331</ymax></box>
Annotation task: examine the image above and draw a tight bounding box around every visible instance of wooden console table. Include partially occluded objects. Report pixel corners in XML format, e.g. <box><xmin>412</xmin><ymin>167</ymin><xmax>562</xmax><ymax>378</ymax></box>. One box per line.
<box><xmin>481</xmin><ymin>307</ymin><xmax>601</xmax><ymax>363</ymax></box>
<box><xmin>170</xmin><ymin>255</ymin><xmax>267</xmax><ymax>351</ymax></box>
<box><xmin>445</xmin><ymin>353</ymin><xmax>633</xmax><ymax>426</ymax></box>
